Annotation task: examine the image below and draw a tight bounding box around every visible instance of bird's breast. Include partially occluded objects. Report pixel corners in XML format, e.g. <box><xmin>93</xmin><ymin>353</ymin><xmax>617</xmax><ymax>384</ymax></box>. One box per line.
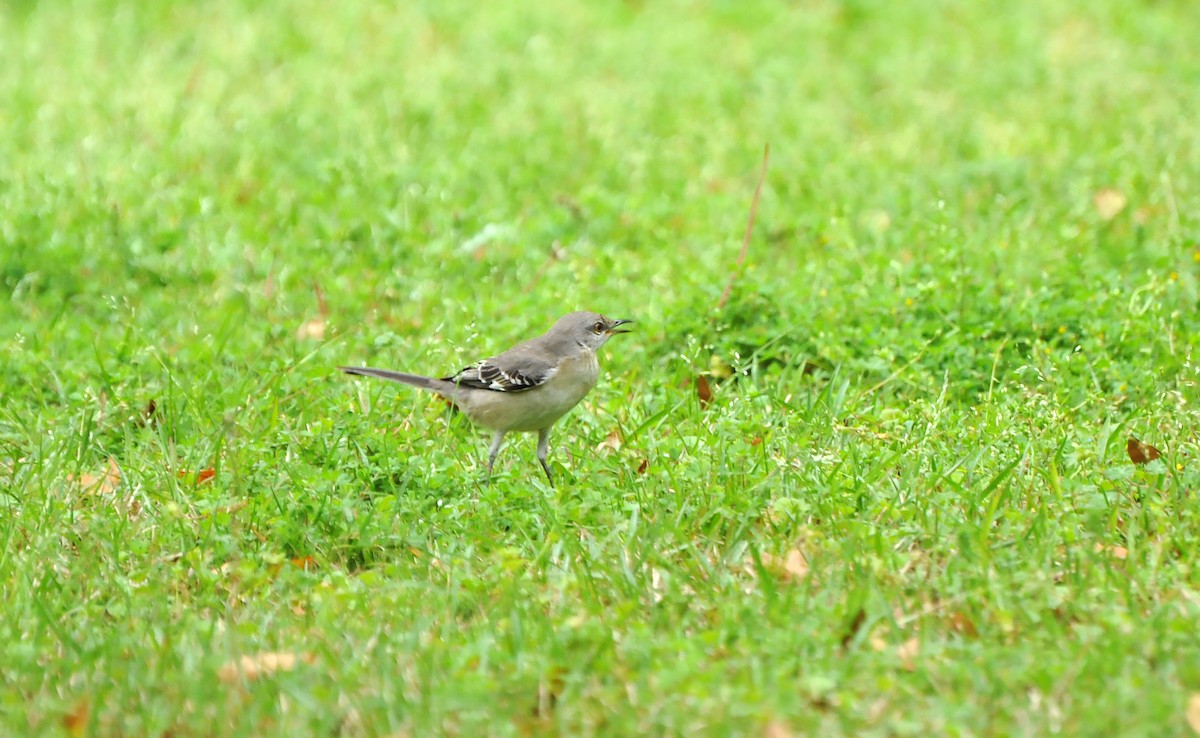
<box><xmin>554</xmin><ymin>349</ymin><xmax>601</xmax><ymax>392</ymax></box>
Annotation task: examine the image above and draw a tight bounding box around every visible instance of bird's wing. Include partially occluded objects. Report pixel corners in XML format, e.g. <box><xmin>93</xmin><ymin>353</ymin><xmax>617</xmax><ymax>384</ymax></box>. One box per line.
<box><xmin>443</xmin><ymin>354</ymin><xmax>558</xmax><ymax>392</ymax></box>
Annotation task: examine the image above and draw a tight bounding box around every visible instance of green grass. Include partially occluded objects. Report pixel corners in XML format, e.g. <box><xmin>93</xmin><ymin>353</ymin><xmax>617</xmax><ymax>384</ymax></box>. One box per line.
<box><xmin>3</xmin><ymin>0</ymin><xmax>1200</xmax><ymax>735</ymax></box>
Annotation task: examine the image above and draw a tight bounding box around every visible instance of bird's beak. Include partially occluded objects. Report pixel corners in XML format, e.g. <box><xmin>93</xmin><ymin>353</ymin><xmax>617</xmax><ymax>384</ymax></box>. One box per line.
<box><xmin>606</xmin><ymin>319</ymin><xmax>634</xmax><ymax>335</ymax></box>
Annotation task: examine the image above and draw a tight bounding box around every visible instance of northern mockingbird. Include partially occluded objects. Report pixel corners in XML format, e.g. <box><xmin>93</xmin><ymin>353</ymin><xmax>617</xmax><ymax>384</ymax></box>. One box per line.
<box><xmin>340</xmin><ymin>311</ymin><xmax>632</xmax><ymax>484</ymax></box>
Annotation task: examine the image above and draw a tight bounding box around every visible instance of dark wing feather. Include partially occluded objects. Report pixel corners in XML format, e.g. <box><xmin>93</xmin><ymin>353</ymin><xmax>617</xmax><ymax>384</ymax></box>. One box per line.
<box><xmin>443</xmin><ymin>359</ymin><xmax>556</xmax><ymax>392</ymax></box>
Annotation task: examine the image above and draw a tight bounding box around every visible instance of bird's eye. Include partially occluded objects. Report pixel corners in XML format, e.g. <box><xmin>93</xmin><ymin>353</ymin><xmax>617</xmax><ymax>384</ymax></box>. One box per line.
<box><xmin>592</xmin><ymin>322</ymin><xmax>604</xmax><ymax>334</ymax></box>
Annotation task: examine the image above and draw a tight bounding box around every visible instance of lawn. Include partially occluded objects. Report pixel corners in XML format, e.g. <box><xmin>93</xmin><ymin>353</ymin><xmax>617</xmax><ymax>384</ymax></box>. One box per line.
<box><xmin>2</xmin><ymin>0</ymin><xmax>1200</xmax><ymax>735</ymax></box>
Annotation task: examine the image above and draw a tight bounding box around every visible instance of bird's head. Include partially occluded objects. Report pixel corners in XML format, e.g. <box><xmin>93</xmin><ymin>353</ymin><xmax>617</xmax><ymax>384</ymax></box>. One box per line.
<box><xmin>552</xmin><ymin>311</ymin><xmax>634</xmax><ymax>350</ymax></box>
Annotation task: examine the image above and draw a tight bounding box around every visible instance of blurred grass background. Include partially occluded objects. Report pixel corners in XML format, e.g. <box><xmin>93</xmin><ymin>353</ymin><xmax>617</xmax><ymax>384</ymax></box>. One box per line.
<box><xmin>2</xmin><ymin>0</ymin><xmax>1200</xmax><ymax>735</ymax></box>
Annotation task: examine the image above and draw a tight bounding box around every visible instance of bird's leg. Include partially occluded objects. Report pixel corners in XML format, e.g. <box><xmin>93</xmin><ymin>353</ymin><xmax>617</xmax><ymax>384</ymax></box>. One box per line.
<box><xmin>486</xmin><ymin>431</ymin><xmax>506</xmax><ymax>483</ymax></box>
<box><xmin>536</xmin><ymin>427</ymin><xmax>554</xmax><ymax>486</ymax></box>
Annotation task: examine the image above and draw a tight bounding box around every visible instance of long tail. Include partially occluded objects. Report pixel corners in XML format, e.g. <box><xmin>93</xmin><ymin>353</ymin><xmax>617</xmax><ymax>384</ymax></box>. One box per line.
<box><xmin>338</xmin><ymin>366</ymin><xmax>455</xmax><ymax>395</ymax></box>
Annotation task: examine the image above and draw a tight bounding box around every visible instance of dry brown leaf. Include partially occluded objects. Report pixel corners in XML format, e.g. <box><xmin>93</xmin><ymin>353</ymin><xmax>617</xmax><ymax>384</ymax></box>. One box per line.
<box><xmin>897</xmin><ymin>637</ymin><xmax>920</xmax><ymax>671</ymax></box>
<box><xmin>313</xmin><ymin>281</ymin><xmax>329</xmax><ymax>317</ymax></box>
<box><xmin>1187</xmin><ymin>693</ymin><xmax>1200</xmax><ymax>735</ymax></box>
<box><xmin>1127</xmin><ymin>437</ymin><xmax>1162</xmax><ymax>465</ymax></box>
<box><xmin>596</xmin><ymin>429</ymin><xmax>622</xmax><ymax>454</ymax></box>
<box><xmin>1093</xmin><ymin>188</ymin><xmax>1128</xmax><ymax>221</ymax></box>
<box><xmin>296</xmin><ymin>318</ymin><xmax>326</xmax><ymax>340</ymax></box>
<box><xmin>63</xmin><ymin>700</ymin><xmax>89</xmax><ymax>736</ymax></box>
<box><xmin>695</xmin><ymin>375</ymin><xmax>713</xmax><ymax>408</ymax></box>
<box><xmin>140</xmin><ymin>398</ymin><xmax>158</xmax><ymax>427</ymax></box>
<box><xmin>72</xmin><ymin>457</ymin><xmax>121</xmax><ymax>495</ymax></box>
<box><xmin>269</xmin><ymin>556</ymin><xmax>320</xmax><ymax>578</ymax></box>
<box><xmin>527</xmin><ymin>673</ymin><xmax>565</xmax><ymax>722</ymax></box>
<box><xmin>841</xmin><ymin>607</ymin><xmax>867</xmax><ymax>649</ymax></box>
<box><xmin>764</xmin><ymin>720</ymin><xmax>793</xmax><ymax>738</ymax></box>
<box><xmin>291</xmin><ymin>556</ymin><xmax>318</xmax><ymax>571</ymax></box>
<box><xmin>760</xmin><ymin>548</ymin><xmax>810</xmax><ymax>582</ymax></box>
<box><xmin>218</xmin><ymin>651</ymin><xmax>314</xmax><ymax>683</ymax></box>
<box><xmin>1094</xmin><ymin>543</ymin><xmax>1128</xmax><ymax>560</ymax></box>
<box><xmin>947</xmin><ymin>611</ymin><xmax>978</xmax><ymax>637</ymax></box>
<box><xmin>178</xmin><ymin>468</ymin><xmax>216</xmax><ymax>485</ymax></box>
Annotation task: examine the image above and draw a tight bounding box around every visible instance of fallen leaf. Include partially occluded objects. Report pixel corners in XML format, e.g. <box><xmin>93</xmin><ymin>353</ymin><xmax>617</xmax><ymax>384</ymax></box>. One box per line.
<box><xmin>695</xmin><ymin>375</ymin><xmax>713</xmax><ymax>408</ymax></box>
<box><xmin>841</xmin><ymin>607</ymin><xmax>867</xmax><ymax>649</ymax></box>
<box><xmin>270</xmin><ymin>556</ymin><xmax>320</xmax><ymax>578</ymax></box>
<box><xmin>1127</xmin><ymin>437</ymin><xmax>1162</xmax><ymax>465</ymax></box>
<box><xmin>760</xmin><ymin>548</ymin><xmax>810</xmax><ymax>582</ymax></box>
<box><xmin>297</xmin><ymin>318</ymin><xmax>326</xmax><ymax>340</ymax></box>
<box><xmin>313</xmin><ymin>281</ymin><xmax>329</xmax><ymax>317</ymax></box>
<box><xmin>1094</xmin><ymin>543</ymin><xmax>1129</xmax><ymax>560</ymax></box>
<box><xmin>291</xmin><ymin>556</ymin><xmax>318</xmax><ymax>571</ymax></box>
<box><xmin>178</xmin><ymin>468</ymin><xmax>216</xmax><ymax>485</ymax></box>
<box><xmin>947</xmin><ymin>611</ymin><xmax>978</xmax><ymax>637</ymax></box>
<box><xmin>140</xmin><ymin>398</ymin><xmax>158</xmax><ymax>427</ymax></box>
<box><xmin>1187</xmin><ymin>693</ymin><xmax>1200</xmax><ymax>735</ymax></box>
<box><xmin>636</xmin><ymin>459</ymin><xmax>649</xmax><ymax>474</ymax></box>
<box><xmin>218</xmin><ymin>651</ymin><xmax>314</xmax><ymax>683</ymax></box>
<box><xmin>1093</xmin><ymin>188</ymin><xmax>1127</xmax><ymax>221</ymax></box>
<box><xmin>72</xmin><ymin>457</ymin><xmax>121</xmax><ymax>495</ymax></box>
<box><xmin>764</xmin><ymin>720</ymin><xmax>793</xmax><ymax>738</ymax></box>
<box><xmin>597</xmin><ymin>429</ymin><xmax>622</xmax><ymax>454</ymax></box>
<box><xmin>527</xmin><ymin>669</ymin><xmax>566</xmax><ymax>721</ymax></box>
<box><xmin>897</xmin><ymin>637</ymin><xmax>920</xmax><ymax>671</ymax></box>
<box><xmin>63</xmin><ymin>700</ymin><xmax>89</xmax><ymax>736</ymax></box>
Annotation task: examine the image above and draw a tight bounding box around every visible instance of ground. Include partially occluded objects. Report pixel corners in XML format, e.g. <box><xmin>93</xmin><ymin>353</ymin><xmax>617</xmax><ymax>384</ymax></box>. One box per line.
<box><xmin>2</xmin><ymin>1</ymin><xmax>1200</xmax><ymax>735</ymax></box>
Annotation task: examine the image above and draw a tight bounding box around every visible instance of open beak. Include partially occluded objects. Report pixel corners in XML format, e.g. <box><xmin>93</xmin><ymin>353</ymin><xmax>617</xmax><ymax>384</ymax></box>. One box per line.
<box><xmin>606</xmin><ymin>319</ymin><xmax>634</xmax><ymax>335</ymax></box>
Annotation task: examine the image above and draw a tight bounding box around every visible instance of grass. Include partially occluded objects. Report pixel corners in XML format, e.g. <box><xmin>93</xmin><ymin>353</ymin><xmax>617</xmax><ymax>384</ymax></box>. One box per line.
<box><xmin>2</xmin><ymin>0</ymin><xmax>1200</xmax><ymax>735</ymax></box>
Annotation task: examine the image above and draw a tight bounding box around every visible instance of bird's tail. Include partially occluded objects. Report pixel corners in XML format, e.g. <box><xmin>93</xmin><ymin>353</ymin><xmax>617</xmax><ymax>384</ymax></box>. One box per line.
<box><xmin>338</xmin><ymin>366</ymin><xmax>455</xmax><ymax>395</ymax></box>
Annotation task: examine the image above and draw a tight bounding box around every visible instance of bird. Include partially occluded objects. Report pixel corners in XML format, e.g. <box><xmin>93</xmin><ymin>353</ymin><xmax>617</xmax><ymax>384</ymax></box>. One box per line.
<box><xmin>339</xmin><ymin>311</ymin><xmax>632</xmax><ymax>485</ymax></box>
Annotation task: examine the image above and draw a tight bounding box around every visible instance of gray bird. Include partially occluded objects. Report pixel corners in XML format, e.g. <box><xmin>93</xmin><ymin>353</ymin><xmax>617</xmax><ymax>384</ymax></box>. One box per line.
<box><xmin>340</xmin><ymin>311</ymin><xmax>632</xmax><ymax>484</ymax></box>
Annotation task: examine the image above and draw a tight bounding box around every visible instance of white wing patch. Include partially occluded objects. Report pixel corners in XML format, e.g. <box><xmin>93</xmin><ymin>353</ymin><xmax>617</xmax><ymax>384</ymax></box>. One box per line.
<box><xmin>445</xmin><ymin>360</ymin><xmax>556</xmax><ymax>392</ymax></box>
